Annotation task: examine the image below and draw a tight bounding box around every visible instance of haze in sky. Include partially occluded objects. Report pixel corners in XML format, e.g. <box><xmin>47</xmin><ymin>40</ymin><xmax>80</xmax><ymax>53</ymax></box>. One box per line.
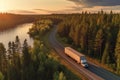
<box><xmin>0</xmin><ymin>0</ymin><xmax>120</xmax><ymax>14</ymax></box>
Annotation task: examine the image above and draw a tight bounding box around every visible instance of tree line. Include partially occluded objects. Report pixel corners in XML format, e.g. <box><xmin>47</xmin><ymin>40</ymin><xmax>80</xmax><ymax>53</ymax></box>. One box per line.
<box><xmin>57</xmin><ymin>11</ymin><xmax>120</xmax><ymax>74</ymax></box>
<box><xmin>0</xmin><ymin>13</ymin><xmax>62</xmax><ymax>32</ymax></box>
<box><xmin>0</xmin><ymin>19</ymin><xmax>81</xmax><ymax>80</ymax></box>
<box><xmin>28</xmin><ymin>19</ymin><xmax>53</xmax><ymax>39</ymax></box>
<box><xmin>0</xmin><ymin>13</ymin><xmax>39</xmax><ymax>31</ymax></box>
<box><xmin>28</xmin><ymin>19</ymin><xmax>81</xmax><ymax>80</ymax></box>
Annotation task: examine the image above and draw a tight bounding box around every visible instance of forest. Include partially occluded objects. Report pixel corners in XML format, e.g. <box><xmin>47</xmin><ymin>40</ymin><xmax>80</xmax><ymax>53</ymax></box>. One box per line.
<box><xmin>0</xmin><ymin>18</ymin><xmax>80</xmax><ymax>80</ymax></box>
<box><xmin>1</xmin><ymin>11</ymin><xmax>120</xmax><ymax>79</ymax></box>
<box><xmin>57</xmin><ymin>11</ymin><xmax>120</xmax><ymax>74</ymax></box>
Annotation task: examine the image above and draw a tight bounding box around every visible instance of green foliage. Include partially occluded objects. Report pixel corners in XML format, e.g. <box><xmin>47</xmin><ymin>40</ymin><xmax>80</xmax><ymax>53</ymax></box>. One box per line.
<box><xmin>94</xmin><ymin>29</ymin><xmax>104</xmax><ymax>58</ymax></box>
<box><xmin>27</xmin><ymin>20</ymin><xmax>81</xmax><ymax>80</ymax></box>
<box><xmin>0</xmin><ymin>13</ymin><xmax>87</xmax><ymax>80</ymax></box>
<box><xmin>0</xmin><ymin>18</ymin><xmax>81</xmax><ymax>80</ymax></box>
<box><xmin>0</xmin><ymin>43</ymin><xmax>6</xmax><ymax>73</ymax></box>
<box><xmin>29</xmin><ymin>40</ymin><xmax>80</xmax><ymax>80</ymax></box>
<box><xmin>115</xmin><ymin>29</ymin><xmax>120</xmax><ymax>74</ymax></box>
<box><xmin>28</xmin><ymin>19</ymin><xmax>53</xmax><ymax>38</ymax></box>
<box><xmin>58</xmin><ymin>72</ymin><xmax>66</xmax><ymax>80</ymax></box>
<box><xmin>57</xmin><ymin>11</ymin><xmax>120</xmax><ymax>74</ymax></box>
<box><xmin>0</xmin><ymin>72</ymin><xmax>4</xmax><ymax>80</ymax></box>
<box><xmin>101</xmin><ymin>42</ymin><xmax>110</xmax><ymax>64</ymax></box>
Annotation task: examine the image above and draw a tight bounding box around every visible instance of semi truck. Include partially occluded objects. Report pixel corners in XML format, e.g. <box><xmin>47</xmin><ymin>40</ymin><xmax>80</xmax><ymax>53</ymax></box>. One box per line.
<box><xmin>64</xmin><ymin>47</ymin><xmax>88</xmax><ymax>67</ymax></box>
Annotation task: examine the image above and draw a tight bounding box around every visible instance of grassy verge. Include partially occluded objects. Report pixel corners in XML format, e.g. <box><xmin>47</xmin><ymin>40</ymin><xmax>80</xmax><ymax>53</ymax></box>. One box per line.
<box><xmin>40</xmin><ymin>29</ymin><xmax>88</xmax><ymax>80</ymax></box>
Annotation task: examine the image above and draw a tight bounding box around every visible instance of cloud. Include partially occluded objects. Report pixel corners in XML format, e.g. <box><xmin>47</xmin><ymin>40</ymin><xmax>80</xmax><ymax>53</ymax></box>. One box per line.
<box><xmin>34</xmin><ymin>9</ymin><xmax>52</xmax><ymax>13</ymax></box>
<box><xmin>9</xmin><ymin>10</ymin><xmax>36</xmax><ymax>14</ymax></box>
<box><xmin>69</xmin><ymin>6</ymin><xmax>83</xmax><ymax>10</ymax></box>
<box><xmin>8</xmin><ymin>6</ymin><xmax>120</xmax><ymax>15</ymax></box>
<box><xmin>103</xmin><ymin>6</ymin><xmax>120</xmax><ymax>10</ymax></box>
<box><xmin>34</xmin><ymin>8</ymin><xmax>82</xmax><ymax>14</ymax></box>
<box><xmin>68</xmin><ymin>0</ymin><xmax>83</xmax><ymax>5</ymax></box>
<box><xmin>67</xmin><ymin>0</ymin><xmax>120</xmax><ymax>7</ymax></box>
<box><xmin>9</xmin><ymin>9</ymin><xmax>51</xmax><ymax>14</ymax></box>
<box><xmin>15</xmin><ymin>10</ymin><xmax>36</xmax><ymax>14</ymax></box>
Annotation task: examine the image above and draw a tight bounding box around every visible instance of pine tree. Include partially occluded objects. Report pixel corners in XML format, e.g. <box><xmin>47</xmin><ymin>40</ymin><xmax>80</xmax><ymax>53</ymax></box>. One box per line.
<box><xmin>15</xmin><ymin>36</ymin><xmax>21</xmax><ymax>52</ymax></box>
<box><xmin>22</xmin><ymin>39</ymin><xmax>32</xmax><ymax>80</ymax></box>
<box><xmin>115</xmin><ymin>29</ymin><xmax>120</xmax><ymax>74</ymax></box>
<box><xmin>94</xmin><ymin>29</ymin><xmax>104</xmax><ymax>58</ymax></box>
<box><xmin>0</xmin><ymin>43</ymin><xmax>6</xmax><ymax>73</ymax></box>
<box><xmin>8</xmin><ymin>41</ymin><xmax>12</xmax><ymax>60</ymax></box>
<box><xmin>101</xmin><ymin>30</ymin><xmax>112</xmax><ymax>64</ymax></box>
<box><xmin>0</xmin><ymin>72</ymin><xmax>4</xmax><ymax>80</ymax></box>
<box><xmin>11</xmin><ymin>42</ymin><xmax>15</xmax><ymax>54</ymax></box>
<box><xmin>58</xmin><ymin>72</ymin><xmax>66</xmax><ymax>80</ymax></box>
<box><xmin>101</xmin><ymin>42</ymin><xmax>110</xmax><ymax>64</ymax></box>
<box><xmin>22</xmin><ymin>39</ymin><xmax>30</xmax><ymax>66</ymax></box>
<box><xmin>53</xmin><ymin>71</ymin><xmax>59</xmax><ymax>80</ymax></box>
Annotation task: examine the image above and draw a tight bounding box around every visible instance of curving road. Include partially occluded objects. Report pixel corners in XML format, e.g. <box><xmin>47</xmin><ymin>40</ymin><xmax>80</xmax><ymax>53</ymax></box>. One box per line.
<box><xmin>49</xmin><ymin>26</ymin><xmax>120</xmax><ymax>80</ymax></box>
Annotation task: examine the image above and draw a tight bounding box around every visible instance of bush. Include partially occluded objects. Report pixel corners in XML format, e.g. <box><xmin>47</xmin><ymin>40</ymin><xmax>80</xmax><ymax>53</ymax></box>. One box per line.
<box><xmin>0</xmin><ymin>72</ymin><xmax>4</xmax><ymax>80</ymax></box>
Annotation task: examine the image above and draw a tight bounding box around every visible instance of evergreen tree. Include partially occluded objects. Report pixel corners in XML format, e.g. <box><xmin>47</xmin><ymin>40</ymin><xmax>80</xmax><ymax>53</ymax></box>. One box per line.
<box><xmin>8</xmin><ymin>41</ymin><xmax>12</xmax><ymax>59</ymax></box>
<box><xmin>15</xmin><ymin>35</ymin><xmax>21</xmax><ymax>52</ymax></box>
<box><xmin>58</xmin><ymin>72</ymin><xmax>66</xmax><ymax>80</ymax></box>
<box><xmin>0</xmin><ymin>43</ymin><xmax>6</xmax><ymax>73</ymax></box>
<box><xmin>54</xmin><ymin>71</ymin><xmax>59</xmax><ymax>80</ymax></box>
<box><xmin>101</xmin><ymin>42</ymin><xmax>110</xmax><ymax>64</ymax></box>
<box><xmin>115</xmin><ymin>29</ymin><xmax>120</xmax><ymax>74</ymax></box>
<box><xmin>22</xmin><ymin>39</ymin><xmax>32</xmax><ymax>80</ymax></box>
<box><xmin>0</xmin><ymin>72</ymin><xmax>4</xmax><ymax>80</ymax></box>
<box><xmin>11</xmin><ymin>42</ymin><xmax>15</xmax><ymax>54</ymax></box>
<box><xmin>22</xmin><ymin>39</ymin><xmax>31</xmax><ymax>66</ymax></box>
<box><xmin>94</xmin><ymin>29</ymin><xmax>104</xmax><ymax>58</ymax></box>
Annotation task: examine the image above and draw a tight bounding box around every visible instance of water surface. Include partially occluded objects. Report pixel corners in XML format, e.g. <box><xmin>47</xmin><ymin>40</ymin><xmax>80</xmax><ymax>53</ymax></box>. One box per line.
<box><xmin>0</xmin><ymin>23</ymin><xmax>33</xmax><ymax>49</ymax></box>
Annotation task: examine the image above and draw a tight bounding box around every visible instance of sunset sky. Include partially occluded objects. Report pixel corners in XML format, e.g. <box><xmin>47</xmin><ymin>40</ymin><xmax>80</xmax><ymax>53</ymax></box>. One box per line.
<box><xmin>0</xmin><ymin>0</ymin><xmax>120</xmax><ymax>14</ymax></box>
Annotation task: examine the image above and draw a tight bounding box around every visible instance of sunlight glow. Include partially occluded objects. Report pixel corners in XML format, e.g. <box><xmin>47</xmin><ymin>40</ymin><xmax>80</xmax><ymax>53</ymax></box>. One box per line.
<box><xmin>0</xmin><ymin>7</ymin><xmax>7</xmax><ymax>12</ymax></box>
<box><xmin>0</xmin><ymin>0</ymin><xmax>8</xmax><ymax>12</ymax></box>
<box><xmin>0</xmin><ymin>0</ymin><xmax>119</xmax><ymax>14</ymax></box>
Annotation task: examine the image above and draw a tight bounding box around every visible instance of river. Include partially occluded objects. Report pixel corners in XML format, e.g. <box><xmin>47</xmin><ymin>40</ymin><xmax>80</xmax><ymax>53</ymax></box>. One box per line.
<box><xmin>0</xmin><ymin>23</ymin><xmax>33</xmax><ymax>49</ymax></box>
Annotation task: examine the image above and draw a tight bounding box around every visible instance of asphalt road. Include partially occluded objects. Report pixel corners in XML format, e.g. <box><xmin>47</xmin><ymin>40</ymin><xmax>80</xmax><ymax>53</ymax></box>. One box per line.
<box><xmin>49</xmin><ymin>26</ymin><xmax>120</xmax><ymax>80</ymax></box>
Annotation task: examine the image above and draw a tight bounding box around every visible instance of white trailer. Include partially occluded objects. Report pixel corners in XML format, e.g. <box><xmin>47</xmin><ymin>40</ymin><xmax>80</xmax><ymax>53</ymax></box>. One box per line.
<box><xmin>65</xmin><ymin>47</ymin><xmax>88</xmax><ymax>67</ymax></box>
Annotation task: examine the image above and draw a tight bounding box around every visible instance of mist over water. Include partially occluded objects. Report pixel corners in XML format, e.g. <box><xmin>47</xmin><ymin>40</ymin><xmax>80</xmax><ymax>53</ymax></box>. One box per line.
<box><xmin>0</xmin><ymin>23</ymin><xmax>33</xmax><ymax>49</ymax></box>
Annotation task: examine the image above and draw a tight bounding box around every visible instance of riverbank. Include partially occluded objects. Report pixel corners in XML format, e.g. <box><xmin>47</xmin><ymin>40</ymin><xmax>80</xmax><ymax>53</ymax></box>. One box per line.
<box><xmin>0</xmin><ymin>23</ymin><xmax>33</xmax><ymax>49</ymax></box>
<box><xmin>0</xmin><ymin>13</ymin><xmax>35</xmax><ymax>31</ymax></box>
<box><xmin>27</xmin><ymin>19</ymin><xmax>84</xmax><ymax>80</ymax></box>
